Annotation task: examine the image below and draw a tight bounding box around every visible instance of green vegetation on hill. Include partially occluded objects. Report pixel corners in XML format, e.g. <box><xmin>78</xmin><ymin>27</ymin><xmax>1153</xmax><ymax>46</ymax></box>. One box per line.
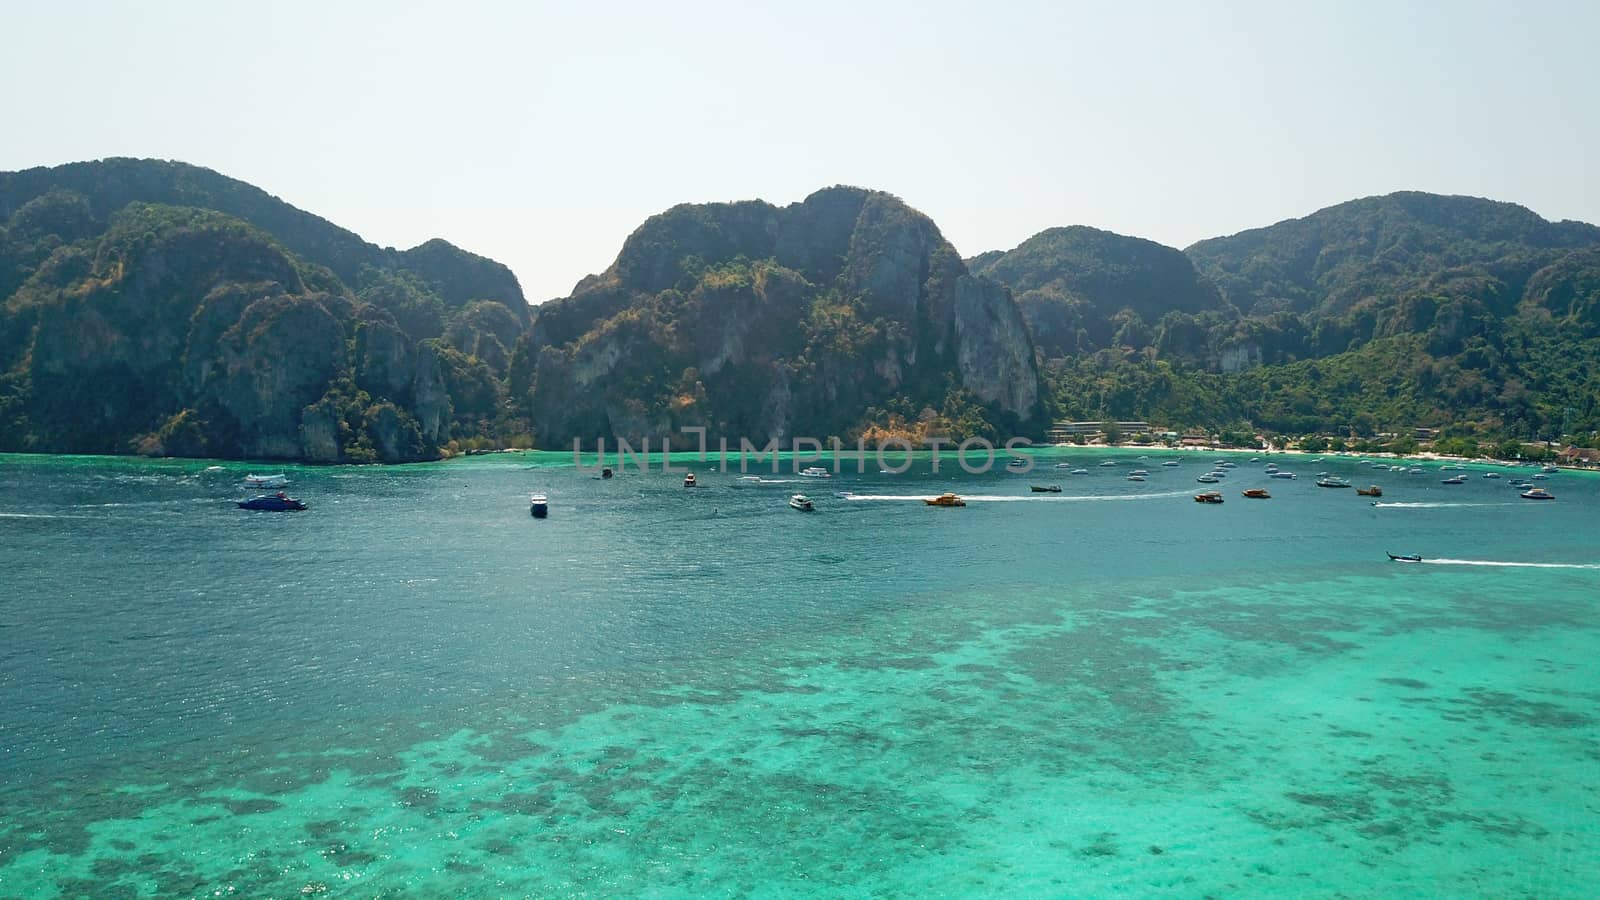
<box><xmin>968</xmin><ymin>225</ymin><xmax>1229</xmax><ymax>360</ymax></box>
<box><xmin>0</xmin><ymin>160</ymin><xmax>535</xmax><ymax>462</ymax></box>
<box><xmin>975</xmin><ymin>193</ymin><xmax>1600</xmax><ymax>445</ymax></box>
<box><xmin>4</xmin><ymin>162</ymin><xmax>1599</xmax><ymax>461</ymax></box>
<box><xmin>514</xmin><ymin>187</ymin><xmax>1043</xmax><ymax>448</ymax></box>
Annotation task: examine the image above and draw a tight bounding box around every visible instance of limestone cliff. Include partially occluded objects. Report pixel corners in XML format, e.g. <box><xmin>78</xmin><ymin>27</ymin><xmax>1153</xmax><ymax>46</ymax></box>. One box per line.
<box><xmin>0</xmin><ymin>168</ymin><xmax>532</xmax><ymax>460</ymax></box>
<box><xmin>513</xmin><ymin>186</ymin><xmax>1043</xmax><ymax>446</ymax></box>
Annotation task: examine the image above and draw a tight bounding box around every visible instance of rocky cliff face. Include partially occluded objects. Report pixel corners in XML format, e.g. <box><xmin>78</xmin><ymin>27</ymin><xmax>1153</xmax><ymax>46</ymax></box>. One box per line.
<box><xmin>0</xmin><ymin>160</ymin><xmax>536</xmax><ymax>461</ymax></box>
<box><xmin>513</xmin><ymin>187</ymin><xmax>1043</xmax><ymax>446</ymax></box>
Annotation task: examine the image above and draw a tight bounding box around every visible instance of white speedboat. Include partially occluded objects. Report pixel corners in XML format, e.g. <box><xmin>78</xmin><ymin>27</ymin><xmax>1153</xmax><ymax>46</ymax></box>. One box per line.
<box><xmin>1196</xmin><ymin>473</ymin><xmax>1220</xmax><ymax>483</ymax></box>
<box><xmin>1162</xmin><ymin>460</ymin><xmax>1180</xmax><ymax>467</ymax></box>
<box><xmin>529</xmin><ymin>493</ymin><xmax>549</xmax><ymax>518</ymax></box>
<box><xmin>1269</xmin><ymin>471</ymin><xmax>1297</xmax><ymax>479</ymax></box>
<box><xmin>1127</xmin><ymin>475</ymin><xmax>1146</xmax><ymax>482</ymax></box>
<box><xmin>789</xmin><ymin>493</ymin><xmax>815</xmax><ymax>511</ymax></box>
<box><xmin>1054</xmin><ymin>462</ymin><xmax>1074</xmax><ymax>469</ymax></box>
<box><xmin>684</xmin><ymin>473</ymin><xmax>698</xmax><ymax>487</ymax></box>
<box><xmin>243</xmin><ymin>473</ymin><xmax>288</xmax><ymax>488</ymax></box>
<box><xmin>1099</xmin><ymin>461</ymin><xmax>1117</xmax><ymax>467</ymax></box>
<box><xmin>1130</xmin><ymin>469</ymin><xmax>1149</xmax><ymax>476</ymax></box>
<box><xmin>1482</xmin><ymin>472</ymin><xmax>1500</xmax><ymax>479</ymax></box>
<box><xmin>799</xmin><ymin>466</ymin><xmax>831</xmax><ymax>478</ymax></box>
<box><xmin>1070</xmin><ymin>468</ymin><xmax>1089</xmax><ymax>475</ymax></box>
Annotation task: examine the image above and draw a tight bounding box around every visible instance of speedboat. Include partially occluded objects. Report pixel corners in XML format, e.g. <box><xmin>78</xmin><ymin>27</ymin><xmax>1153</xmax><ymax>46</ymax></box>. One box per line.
<box><xmin>1218</xmin><ymin>461</ymin><xmax>1237</xmax><ymax>469</ymax></box>
<box><xmin>799</xmin><ymin>466</ymin><xmax>831</xmax><ymax>478</ymax></box>
<box><xmin>1482</xmin><ymin>472</ymin><xmax>1500</xmax><ymax>479</ymax></box>
<box><xmin>1269</xmin><ymin>471</ymin><xmax>1297</xmax><ymax>479</ymax></box>
<box><xmin>1007</xmin><ymin>457</ymin><xmax>1029</xmax><ymax>469</ymax></box>
<box><xmin>1541</xmin><ymin>466</ymin><xmax>1559</xmax><ymax>474</ymax></box>
<box><xmin>237</xmin><ymin>492</ymin><xmax>307</xmax><ymax>511</ymax></box>
<box><xmin>1054</xmin><ymin>462</ymin><xmax>1074</xmax><ymax>469</ymax></box>
<box><xmin>1440</xmin><ymin>464</ymin><xmax>1465</xmax><ymax>471</ymax></box>
<box><xmin>1356</xmin><ymin>485</ymin><xmax>1383</xmax><ymax>497</ymax></box>
<box><xmin>1099</xmin><ymin>461</ymin><xmax>1117</xmax><ymax>467</ymax></box>
<box><xmin>1162</xmin><ymin>460</ymin><xmax>1180</xmax><ymax>467</ymax></box>
<box><xmin>1387</xmin><ymin>552</ymin><xmax>1423</xmax><ymax>563</ymax></box>
<box><xmin>1070</xmin><ymin>469</ymin><xmax>1089</xmax><ymax>475</ymax></box>
<box><xmin>1407</xmin><ymin>467</ymin><xmax>1423</xmax><ymax>475</ymax></box>
<box><xmin>684</xmin><ymin>473</ymin><xmax>698</xmax><ymax>487</ymax></box>
<box><xmin>1196</xmin><ymin>473</ymin><xmax>1220</xmax><ymax>483</ymax></box>
<box><xmin>1316</xmin><ymin>477</ymin><xmax>1352</xmax><ymax>488</ymax></box>
<box><xmin>1241</xmin><ymin>488</ymin><xmax>1270</xmax><ymax>499</ymax></box>
<box><xmin>1127</xmin><ymin>475</ymin><xmax>1146</xmax><ymax>482</ymax></box>
<box><xmin>529</xmin><ymin>493</ymin><xmax>549</xmax><ymax>518</ymax></box>
<box><xmin>1193</xmin><ymin>491</ymin><xmax>1224</xmax><ymax>504</ymax></box>
<box><xmin>1440</xmin><ymin>475</ymin><xmax>1466</xmax><ymax>485</ymax></box>
<box><xmin>1521</xmin><ymin>488</ymin><xmax>1555</xmax><ymax>500</ymax></box>
<box><xmin>1030</xmin><ymin>484</ymin><xmax>1062</xmax><ymax>493</ymax></box>
<box><xmin>1531</xmin><ymin>473</ymin><xmax>1549</xmax><ymax>480</ymax></box>
<box><xmin>1129</xmin><ymin>469</ymin><xmax>1150</xmax><ymax>476</ymax></box>
<box><xmin>789</xmin><ymin>493</ymin><xmax>815</xmax><ymax>511</ymax></box>
<box><xmin>924</xmin><ymin>492</ymin><xmax>966</xmax><ymax>507</ymax></box>
<box><xmin>601</xmin><ymin>467</ymin><xmax>613</xmax><ymax>479</ymax></box>
<box><xmin>243</xmin><ymin>473</ymin><xmax>288</xmax><ymax>488</ymax></box>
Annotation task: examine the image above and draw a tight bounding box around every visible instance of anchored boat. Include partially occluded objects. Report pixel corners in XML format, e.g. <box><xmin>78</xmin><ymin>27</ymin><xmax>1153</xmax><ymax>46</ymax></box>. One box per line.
<box><xmin>237</xmin><ymin>492</ymin><xmax>307</xmax><ymax>511</ymax></box>
<box><xmin>925</xmin><ymin>492</ymin><xmax>966</xmax><ymax>507</ymax></box>
<box><xmin>529</xmin><ymin>493</ymin><xmax>549</xmax><ymax>518</ymax></box>
<box><xmin>789</xmin><ymin>493</ymin><xmax>815</xmax><ymax>511</ymax></box>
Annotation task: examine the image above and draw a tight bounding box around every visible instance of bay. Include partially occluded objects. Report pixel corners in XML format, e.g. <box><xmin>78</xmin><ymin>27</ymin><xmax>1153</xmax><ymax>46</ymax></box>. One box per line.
<box><xmin>0</xmin><ymin>451</ymin><xmax>1596</xmax><ymax>896</ymax></box>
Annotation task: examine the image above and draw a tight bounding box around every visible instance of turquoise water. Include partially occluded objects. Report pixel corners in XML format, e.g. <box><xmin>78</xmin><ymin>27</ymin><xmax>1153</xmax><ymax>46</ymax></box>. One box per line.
<box><xmin>1</xmin><ymin>450</ymin><xmax>1596</xmax><ymax>896</ymax></box>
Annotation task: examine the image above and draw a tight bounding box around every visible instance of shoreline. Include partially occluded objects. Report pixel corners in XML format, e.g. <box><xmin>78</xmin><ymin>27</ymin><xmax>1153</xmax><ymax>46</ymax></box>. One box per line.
<box><xmin>3</xmin><ymin>445</ymin><xmax>1596</xmax><ymax>476</ymax></box>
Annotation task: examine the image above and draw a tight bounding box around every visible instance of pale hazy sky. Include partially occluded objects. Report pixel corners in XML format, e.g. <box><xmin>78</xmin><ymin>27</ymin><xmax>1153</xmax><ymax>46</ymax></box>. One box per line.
<box><xmin>4</xmin><ymin>1</ymin><xmax>1597</xmax><ymax>303</ymax></box>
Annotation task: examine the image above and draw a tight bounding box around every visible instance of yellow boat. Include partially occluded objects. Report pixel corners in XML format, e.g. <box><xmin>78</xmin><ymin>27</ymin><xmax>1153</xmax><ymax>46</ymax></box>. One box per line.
<box><xmin>925</xmin><ymin>492</ymin><xmax>966</xmax><ymax>507</ymax></box>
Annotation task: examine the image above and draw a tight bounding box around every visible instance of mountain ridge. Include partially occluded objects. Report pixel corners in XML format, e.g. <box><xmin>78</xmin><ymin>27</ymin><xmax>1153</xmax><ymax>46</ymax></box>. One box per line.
<box><xmin>4</xmin><ymin>160</ymin><xmax>1599</xmax><ymax>460</ymax></box>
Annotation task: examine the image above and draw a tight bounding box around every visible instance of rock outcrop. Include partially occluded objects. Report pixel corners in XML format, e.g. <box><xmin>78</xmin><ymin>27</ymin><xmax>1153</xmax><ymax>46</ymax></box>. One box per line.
<box><xmin>514</xmin><ymin>186</ymin><xmax>1044</xmax><ymax>446</ymax></box>
<box><xmin>0</xmin><ymin>159</ymin><xmax>536</xmax><ymax>461</ymax></box>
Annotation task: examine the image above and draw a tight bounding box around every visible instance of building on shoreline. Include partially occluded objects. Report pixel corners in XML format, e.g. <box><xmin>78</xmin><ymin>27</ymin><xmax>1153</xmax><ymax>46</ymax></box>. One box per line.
<box><xmin>1047</xmin><ymin>421</ymin><xmax>1153</xmax><ymax>442</ymax></box>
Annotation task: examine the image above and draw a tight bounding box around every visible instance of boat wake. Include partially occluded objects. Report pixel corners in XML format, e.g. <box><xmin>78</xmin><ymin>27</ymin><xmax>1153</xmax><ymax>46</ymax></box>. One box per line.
<box><xmin>839</xmin><ymin>490</ymin><xmax>1193</xmax><ymax>503</ymax></box>
<box><xmin>1421</xmin><ymin>558</ymin><xmax>1600</xmax><ymax>570</ymax></box>
<box><xmin>1371</xmin><ymin>501</ymin><xmax>1521</xmax><ymax>509</ymax></box>
<box><xmin>0</xmin><ymin>511</ymin><xmax>92</xmax><ymax>519</ymax></box>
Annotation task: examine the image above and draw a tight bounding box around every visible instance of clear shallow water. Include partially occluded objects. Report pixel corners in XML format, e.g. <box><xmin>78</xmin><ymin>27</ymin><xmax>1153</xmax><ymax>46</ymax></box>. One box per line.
<box><xmin>1</xmin><ymin>451</ymin><xmax>1596</xmax><ymax>896</ymax></box>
